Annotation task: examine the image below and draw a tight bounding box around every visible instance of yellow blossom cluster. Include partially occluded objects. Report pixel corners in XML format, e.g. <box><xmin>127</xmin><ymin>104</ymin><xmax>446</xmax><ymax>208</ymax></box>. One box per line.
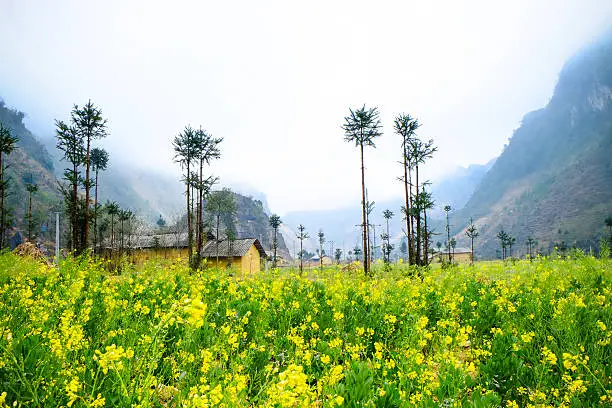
<box><xmin>0</xmin><ymin>252</ymin><xmax>609</xmax><ymax>406</ymax></box>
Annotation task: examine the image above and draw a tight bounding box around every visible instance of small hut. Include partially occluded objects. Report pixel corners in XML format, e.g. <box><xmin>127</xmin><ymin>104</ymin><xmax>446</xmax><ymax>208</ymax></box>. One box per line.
<box><xmin>201</xmin><ymin>238</ymin><xmax>266</xmax><ymax>273</ymax></box>
<box><xmin>435</xmin><ymin>247</ymin><xmax>473</xmax><ymax>263</ymax></box>
<box><xmin>104</xmin><ymin>232</ymin><xmax>189</xmax><ymax>263</ymax></box>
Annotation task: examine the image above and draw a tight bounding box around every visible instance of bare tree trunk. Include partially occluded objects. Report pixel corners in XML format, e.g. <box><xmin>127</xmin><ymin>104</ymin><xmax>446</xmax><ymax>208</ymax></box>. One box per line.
<box><xmin>196</xmin><ymin>157</ymin><xmax>204</xmax><ymax>265</ymax></box>
<box><xmin>402</xmin><ymin>145</ymin><xmax>412</xmax><ymax>265</ymax></box>
<box><xmin>366</xmin><ymin>190</ymin><xmax>371</xmax><ymax>267</ymax></box>
<box><xmin>471</xmin><ymin>237</ymin><xmax>474</xmax><ymax>264</ymax></box>
<box><xmin>299</xmin><ymin>238</ymin><xmax>303</xmax><ymax>275</ymax></box>
<box><xmin>274</xmin><ymin>228</ymin><xmax>278</xmax><ymax>268</ymax></box>
<box><xmin>360</xmin><ymin>143</ymin><xmax>369</xmax><ymax>275</ymax></box>
<box><xmin>93</xmin><ymin>170</ymin><xmax>99</xmax><ymax>253</ymax></box>
<box><xmin>415</xmin><ymin>165</ymin><xmax>421</xmax><ymax>265</ymax></box>
<box><xmin>446</xmin><ymin>212</ymin><xmax>451</xmax><ymax>263</ymax></box>
<box><xmin>191</xmin><ymin>183</ymin><xmax>195</xmax><ymax>264</ymax></box>
<box><xmin>72</xmin><ymin>163</ymin><xmax>79</xmax><ymax>252</ymax></box>
<box><xmin>216</xmin><ymin>212</ymin><xmax>220</xmax><ymax>270</ymax></box>
<box><xmin>84</xmin><ymin>137</ymin><xmax>91</xmax><ymax>253</ymax></box>
<box><xmin>186</xmin><ymin>160</ymin><xmax>193</xmax><ymax>266</ymax></box>
<box><xmin>320</xmin><ymin>246</ymin><xmax>323</xmax><ymax>271</ymax></box>
<box><xmin>423</xmin><ymin>208</ymin><xmax>428</xmax><ymax>266</ymax></box>
<box><xmin>408</xmin><ymin>168</ymin><xmax>415</xmax><ymax>265</ymax></box>
<box><xmin>110</xmin><ymin>214</ymin><xmax>114</xmax><ymax>252</ymax></box>
<box><xmin>385</xmin><ymin>218</ymin><xmax>390</xmax><ymax>263</ymax></box>
<box><xmin>0</xmin><ymin>156</ymin><xmax>4</xmax><ymax>249</ymax></box>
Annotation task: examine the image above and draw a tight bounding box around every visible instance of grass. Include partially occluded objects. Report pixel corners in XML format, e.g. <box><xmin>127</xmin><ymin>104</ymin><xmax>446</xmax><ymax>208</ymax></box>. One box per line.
<box><xmin>0</xmin><ymin>252</ymin><xmax>610</xmax><ymax>407</ymax></box>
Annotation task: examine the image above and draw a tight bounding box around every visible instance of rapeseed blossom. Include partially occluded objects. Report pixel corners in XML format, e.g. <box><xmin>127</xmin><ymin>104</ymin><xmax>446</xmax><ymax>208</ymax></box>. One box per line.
<box><xmin>0</xmin><ymin>252</ymin><xmax>609</xmax><ymax>406</ymax></box>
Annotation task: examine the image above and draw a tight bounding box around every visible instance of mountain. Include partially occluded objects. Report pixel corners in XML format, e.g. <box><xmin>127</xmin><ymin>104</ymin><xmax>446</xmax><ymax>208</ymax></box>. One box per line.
<box><xmin>452</xmin><ymin>29</ymin><xmax>612</xmax><ymax>258</ymax></box>
<box><xmin>0</xmin><ymin>99</ymin><xmax>61</xmax><ymax>242</ymax></box>
<box><xmin>432</xmin><ymin>159</ymin><xmax>496</xmax><ymax>215</ymax></box>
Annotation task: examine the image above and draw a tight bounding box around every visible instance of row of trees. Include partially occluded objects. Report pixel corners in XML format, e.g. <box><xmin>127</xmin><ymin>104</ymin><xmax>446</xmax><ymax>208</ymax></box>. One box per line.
<box><xmin>172</xmin><ymin>125</ymin><xmax>222</xmax><ymax>269</ymax></box>
<box><xmin>1</xmin><ymin>105</ymin><xmax>115</xmax><ymax>254</ymax></box>
<box><xmin>55</xmin><ymin>101</ymin><xmax>110</xmax><ymax>254</ymax></box>
<box><xmin>342</xmin><ymin>106</ymin><xmax>437</xmax><ymax>274</ymax></box>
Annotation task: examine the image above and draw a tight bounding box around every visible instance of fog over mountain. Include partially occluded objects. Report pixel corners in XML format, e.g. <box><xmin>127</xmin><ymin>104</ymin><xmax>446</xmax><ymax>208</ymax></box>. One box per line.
<box><xmin>452</xmin><ymin>29</ymin><xmax>612</xmax><ymax>258</ymax></box>
<box><xmin>2</xmin><ymin>1</ymin><xmax>612</xmax><ymax>215</ymax></box>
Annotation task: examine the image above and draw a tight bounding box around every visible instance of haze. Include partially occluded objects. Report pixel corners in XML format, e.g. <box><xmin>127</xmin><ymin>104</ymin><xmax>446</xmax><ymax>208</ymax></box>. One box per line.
<box><xmin>1</xmin><ymin>0</ymin><xmax>611</xmax><ymax>215</ymax></box>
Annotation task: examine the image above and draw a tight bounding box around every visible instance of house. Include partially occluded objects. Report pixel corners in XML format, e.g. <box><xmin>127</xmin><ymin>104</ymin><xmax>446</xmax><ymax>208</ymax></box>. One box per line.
<box><xmin>131</xmin><ymin>232</ymin><xmax>190</xmax><ymax>262</ymax></box>
<box><xmin>306</xmin><ymin>254</ymin><xmax>334</xmax><ymax>267</ymax></box>
<box><xmin>435</xmin><ymin>247</ymin><xmax>473</xmax><ymax>263</ymax></box>
<box><xmin>201</xmin><ymin>238</ymin><xmax>266</xmax><ymax>273</ymax></box>
<box><xmin>99</xmin><ymin>232</ymin><xmax>189</xmax><ymax>263</ymax></box>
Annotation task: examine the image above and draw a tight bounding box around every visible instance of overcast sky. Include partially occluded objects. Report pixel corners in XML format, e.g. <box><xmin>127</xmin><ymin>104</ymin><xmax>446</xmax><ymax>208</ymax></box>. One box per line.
<box><xmin>1</xmin><ymin>0</ymin><xmax>612</xmax><ymax>215</ymax></box>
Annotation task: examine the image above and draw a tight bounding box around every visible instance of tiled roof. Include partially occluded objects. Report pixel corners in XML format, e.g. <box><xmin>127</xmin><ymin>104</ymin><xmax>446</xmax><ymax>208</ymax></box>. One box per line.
<box><xmin>201</xmin><ymin>238</ymin><xmax>266</xmax><ymax>258</ymax></box>
<box><xmin>130</xmin><ymin>232</ymin><xmax>188</xmax><ymax>248</ymax></box>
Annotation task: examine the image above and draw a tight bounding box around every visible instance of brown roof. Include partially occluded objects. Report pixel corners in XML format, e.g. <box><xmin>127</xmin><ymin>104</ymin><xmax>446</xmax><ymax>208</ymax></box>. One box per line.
<box><xmin>201</xmin><ymin>238</ymin><xmax>266</xmax><ymax>258</ymax></box>
<box><xmin>100</xmin><ymin>232</ymin><xmax>188</xmax><ymax>249</ymax></box>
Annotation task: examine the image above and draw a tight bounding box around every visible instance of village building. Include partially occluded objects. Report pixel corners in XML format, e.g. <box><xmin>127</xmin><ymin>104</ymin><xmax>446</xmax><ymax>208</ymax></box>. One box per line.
<box><xmin>100</xmin><ymin>232</ymin><xmax>189</xmax><ymax>263</ymax></box>
<box><xmin>306</xmin><ymin>254</ymin><xmax>334</xmax><ymax>267</ymax></box>
<box><xmin>101</xmin><ymin>231</ymin><xmax>268</xmax><ymax>273</ymax></box>
<box><xmin>434</xmin><ymin>247</ymin><xmax>473</xmax><ymax>263</ymax></box>
<box><xmin>201</xmin><ymin>238</ymin><xmax>266</xmax><ymax>273</ymax></box>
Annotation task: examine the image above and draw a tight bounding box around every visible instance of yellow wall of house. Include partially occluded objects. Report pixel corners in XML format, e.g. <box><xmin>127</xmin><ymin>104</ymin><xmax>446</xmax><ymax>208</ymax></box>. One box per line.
<box><xmin>101</xmin><ymin>244</ymin><xmax>263</xmax><ymax>272</ymax></box>
<box><xmin>436</xmin><ymin>252</ymin><xmax>473</xmax><ymax>263</ymax></box>
<box><xmin>241</xmin><ymin>245</ymin><xmax>261</xmax><ymax>275</ymax></box>
<box><xmin>204</xmin><ymin>256</ymin><xmax>241</xmax><ymax>270</ymax></box>
<box><xmin>136</xmin><ymin>247</ymin><xmax>188</xmax><ymax>263</ymax></box>
<box><xmin>203</xmin><ymin>245</ymin><xmax>261</xmax><ymax>274</ymax></box>
<box><xmin>101</xmin><ymin>247</ymin><xmax>189</xmax><ymax>265</ymax></box>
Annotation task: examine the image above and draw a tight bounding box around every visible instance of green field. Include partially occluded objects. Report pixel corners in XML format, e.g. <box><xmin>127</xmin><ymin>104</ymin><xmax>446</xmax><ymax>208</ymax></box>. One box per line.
<box><xmin>0</xmin><ymin>253</ymin><xmax>610</xmax><ymax>407</ymax></box>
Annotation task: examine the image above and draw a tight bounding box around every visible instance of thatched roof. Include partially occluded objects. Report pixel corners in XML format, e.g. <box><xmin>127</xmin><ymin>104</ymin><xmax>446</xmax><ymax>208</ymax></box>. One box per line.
<box><xmin>201</xmin><ymin>238</ymin><xmax>266</xmax><ymax>258</ymax></box>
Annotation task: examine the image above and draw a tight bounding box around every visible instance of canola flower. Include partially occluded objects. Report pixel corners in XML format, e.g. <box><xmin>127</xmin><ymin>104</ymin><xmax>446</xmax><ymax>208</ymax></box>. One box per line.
<box><xmin>0</xmin><ymin>252</ymin><xmax>609</xmax><ymax>406</ymax></box>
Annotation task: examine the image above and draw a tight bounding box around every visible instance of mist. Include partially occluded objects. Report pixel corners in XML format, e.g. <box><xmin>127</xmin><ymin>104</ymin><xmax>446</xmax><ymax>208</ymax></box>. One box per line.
<box><xmin>1</xmin><ymin>0</ymin><xmax>612</xmax><ymax>215</ymax></box>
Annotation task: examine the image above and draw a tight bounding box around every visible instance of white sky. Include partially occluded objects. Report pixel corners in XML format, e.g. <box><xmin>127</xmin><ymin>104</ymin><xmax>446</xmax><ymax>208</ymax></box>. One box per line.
<box><xmin>1</xmin><ymin>0</ymin><xmax>612</xmax><ymax>215</ymax></box>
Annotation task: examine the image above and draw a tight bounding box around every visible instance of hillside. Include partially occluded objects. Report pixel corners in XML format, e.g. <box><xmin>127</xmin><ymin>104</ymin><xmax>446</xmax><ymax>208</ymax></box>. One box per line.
<box><xmin>0</xmin><ymin>99</ymin><xmax>61</xmax><ymax>242</ymax></box>
<box><xmin>453</xmin><ymin>30</ymin><xmax>612</xmax><ymax>258</ymax></box>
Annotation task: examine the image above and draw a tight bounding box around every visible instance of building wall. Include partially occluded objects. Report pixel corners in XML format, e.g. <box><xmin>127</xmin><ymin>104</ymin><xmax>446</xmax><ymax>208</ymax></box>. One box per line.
<box><xmin>241</xmin><ymin>245</ymin><xmax>261</xmax><ymax>274</ymax></box>
<box><xmin>436</xmin><ymin>252</ymin><xmax>473</xmax><ymax>263</ymax></box>
<box><xmin>204</xmin><ymin>256</ymin><xmax>242</xmax><ymax>270</ymax></box>
<box><xmin>202</xmin><ymin>245</ymin><xmax>262</xmax><ymax>274</ymax></box>
<box><xmin>101</xmin><ymin>247</ymin><xmax>188</xmax><ymax>265</ymax></box>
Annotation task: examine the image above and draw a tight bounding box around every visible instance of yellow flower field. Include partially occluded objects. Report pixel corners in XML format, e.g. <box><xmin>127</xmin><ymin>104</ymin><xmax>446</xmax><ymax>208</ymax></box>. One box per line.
<box><xmin>0</xmin><ymin>253</ymin><xmax>610</xmax><ymax>407</ymax></box>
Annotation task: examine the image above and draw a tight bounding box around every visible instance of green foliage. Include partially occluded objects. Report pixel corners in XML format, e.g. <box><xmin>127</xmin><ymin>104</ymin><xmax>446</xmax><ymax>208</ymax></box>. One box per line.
<box><xmin>343</xmin><ymin>105</ymin><xmax>383</xmax><ymax>276</ymax></box>
<box><xmin>0</xmin><ymin>121</ymin><xmax>19</xmax><ymax>248</ymax></box>
<box><xmin>90</xmin><ymin>147</ymin><xmax>109</xmax><ymax>174</ymax></box>
<box><xmin>172</xmin><ymin>125</ymin><xmax>223</xmax><ymax>269</ymax></box>
<box><xmin>601</xmin><ymin>239</ymin><xmax>610</xmax><ymax>259</ymax></box>
<box><xmin>206</xmin><ymin>188</ymin><xmax>237</xmax><ymax>238</ymax></box>
<box><xmin>269</xmin><ymin>214</ymin><xmax>282</xmax><ymax>268</ymax></box>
